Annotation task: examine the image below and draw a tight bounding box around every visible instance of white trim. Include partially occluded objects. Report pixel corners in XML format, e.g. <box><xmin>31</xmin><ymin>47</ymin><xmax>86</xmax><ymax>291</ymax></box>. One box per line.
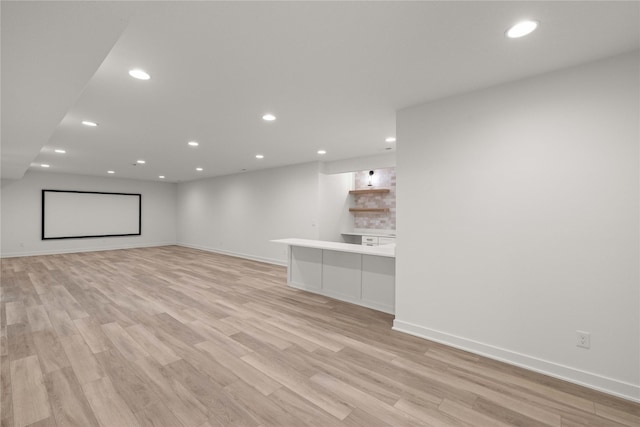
<box><xmin>0</xmin><ymin>242</ymin><xmax>175</xmax><ymax>258</ymax></box>
<box><xmin>177</xmin><ymin>242</ymin><xmax>287</xmax><ymax>266</ymax></box>
<box><xmin>392</xmin><ymin>319</ymin><xmax>640</xmax><ymax>403</ymax></box>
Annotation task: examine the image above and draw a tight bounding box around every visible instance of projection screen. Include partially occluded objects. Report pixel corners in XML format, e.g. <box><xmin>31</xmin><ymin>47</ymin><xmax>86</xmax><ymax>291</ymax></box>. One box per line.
<box><xmin>42</xmin><ymin>190</ymin><xmax>142</xmax><ymax>240</ymax></box>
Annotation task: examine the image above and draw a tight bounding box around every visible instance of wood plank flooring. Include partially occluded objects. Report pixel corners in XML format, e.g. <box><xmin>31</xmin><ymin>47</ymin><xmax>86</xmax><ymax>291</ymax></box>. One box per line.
<box><xmin>1</xmin><ymin>245</ymin><xmax>638</xmax><ymax>427</ymax></box>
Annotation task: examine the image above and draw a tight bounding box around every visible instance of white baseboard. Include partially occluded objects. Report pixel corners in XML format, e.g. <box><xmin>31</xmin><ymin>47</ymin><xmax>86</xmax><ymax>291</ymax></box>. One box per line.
<box><xmin>392</xmin><ymin>319</ymin><xmax>640</xmax><ymax>403</ymax></box>
<box><xmin>177</xmin><ymin>242</ymin><xmax>287</xmax><ymax>267</ymax></box>
<box><xmin>0</xmin><ymin>242</ymin><xmax>176</xmax><ymax>258</ymax></box>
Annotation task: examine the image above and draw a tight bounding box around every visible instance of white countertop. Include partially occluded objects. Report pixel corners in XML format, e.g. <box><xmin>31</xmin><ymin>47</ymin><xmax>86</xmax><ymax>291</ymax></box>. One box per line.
<box><xmin>341</xmin><ymin>230</ymin><xmax>396</xmax><ymax>237</ymax></box>
<box><xmin>272</xmin><ymin>238</ymin><xmax>395</xmax><ymax>258</ymax></box>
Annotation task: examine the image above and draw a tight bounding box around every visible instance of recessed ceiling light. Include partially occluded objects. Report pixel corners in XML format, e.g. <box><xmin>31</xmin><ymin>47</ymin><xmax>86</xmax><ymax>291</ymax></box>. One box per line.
<box><xmin>40</xmin><ymin>164</ymin><xmax>50</xmax><ymax>168</ymax></box>
<box><xmin>159</xmin><ymin>175</ymin><xmax>165</xmax><ymax>179</ymax></box>
<box><xmin>506</xmin><ymin>20</ymin><xmax>539</xmax><ymax>38</ymax></box>
<box><xmin>107</xmin><ymin>170</ymin><xmax>115</xmax><ymax>174</ymax></box>
<box><xmin>262</xmin><ymin>114</ymin><xmax>276</xmax><ymax>121</ymax></box>
<box><xmin>385</xmin><ymin>137</ymin><xmax>396</xmax><ymax>143</ymax></box>
<box><xmin>196</xmin><ymin>167</ymin><xmax>203</xmax><ymax>171</ymax></box>
<box><xmin>255</xmin><ymin>154</ymin><xmax>264</xmax><ymax>159</ymax></box>
<box><xmin>188</xmin><ymin>141</ymin><xmax>199</xmax><ymax>147</ymax></box>
<box><xmin>137</xmin><ymin>160</ymin><xmax>146</xmax><ymax>164</ymax></box>
<box><xmin>317</xmin><ymin>150</ymin><xmax>327</xmax><ymax>155</ymax></box>
<box><xmin>82</xmin><ymin>120</ymin><xmax>98</xmax><ymax>127</ymax></box>
<box><xmin>54</xmin><ymin>149</ymin><xmax>66</xmax><ymax>154</ymax></box>
<box><xmin>129</xmin><ymin>69</ymin><xmax>151</xmax><ymax>80</ymax></box>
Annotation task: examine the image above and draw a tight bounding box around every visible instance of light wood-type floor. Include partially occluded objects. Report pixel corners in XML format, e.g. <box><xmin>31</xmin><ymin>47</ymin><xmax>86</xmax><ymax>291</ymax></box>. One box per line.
<box><xmin>1</xmin><ymin>246</ymin><xmax>638</xmax><ymax>427</ymax></box>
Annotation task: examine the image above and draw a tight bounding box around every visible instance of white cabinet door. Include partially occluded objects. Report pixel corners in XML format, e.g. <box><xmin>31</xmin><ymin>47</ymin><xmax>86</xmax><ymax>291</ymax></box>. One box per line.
<box><xmin>322</xmin><ymin>251</ymin><xmax>362</xmax><ymax>300</ymax></box>
<box><xmin>361</xmin><ymin>255</ymin><xmax>395</xmax><ymax>313</ymax></box>
<box><xmin>290</xmin><ymin>246</ymin><xmax>322</xmax><ymax>290</ymax></box>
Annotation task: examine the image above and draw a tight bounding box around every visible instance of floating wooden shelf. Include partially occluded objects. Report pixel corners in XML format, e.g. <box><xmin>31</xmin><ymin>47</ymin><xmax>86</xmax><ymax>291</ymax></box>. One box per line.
<box><xmin>349</xmin><ymin>188</ymin><xmax>391</xmax><ymax>195</ymax></box>
<box><xmin>349</xmin><ymin>208</ymin><xmax>390</xmax><ymax>213</ymax></box>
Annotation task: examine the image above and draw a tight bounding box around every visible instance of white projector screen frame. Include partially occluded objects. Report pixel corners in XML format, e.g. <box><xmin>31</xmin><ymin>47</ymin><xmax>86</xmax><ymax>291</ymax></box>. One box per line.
<box><xmin>42</xmin><ymin>190</ymin><xmax>142</xmax><ymax>240</ymax></box>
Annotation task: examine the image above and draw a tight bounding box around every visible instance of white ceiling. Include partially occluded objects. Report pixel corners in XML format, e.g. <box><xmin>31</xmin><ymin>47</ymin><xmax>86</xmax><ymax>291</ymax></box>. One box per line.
<box><xmin>2</xmin><ymin>1</ymin><xmax>639</xmax><ymax>182</ymax></box>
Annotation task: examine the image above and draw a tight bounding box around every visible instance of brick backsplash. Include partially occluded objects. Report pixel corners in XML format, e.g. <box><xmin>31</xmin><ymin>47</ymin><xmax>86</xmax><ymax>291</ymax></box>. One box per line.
<box><xmin>353</xmin><ymin>167</ymin><xmax>396</xmax><ymax>230</ymax></box>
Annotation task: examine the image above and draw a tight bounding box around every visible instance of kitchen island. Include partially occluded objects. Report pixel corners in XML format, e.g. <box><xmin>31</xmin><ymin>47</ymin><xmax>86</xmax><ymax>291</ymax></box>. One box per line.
<box><xmin>271</xmin><ymin>238</ymin><xmax>395</xmax><ymax>314</ymax></box>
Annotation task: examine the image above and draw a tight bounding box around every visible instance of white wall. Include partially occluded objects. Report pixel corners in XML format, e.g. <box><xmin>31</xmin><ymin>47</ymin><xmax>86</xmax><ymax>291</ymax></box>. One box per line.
<box><xmin>1</xmin><ymin>171</ymin><xmax>177</xmax><ymax>257</ymax></box>
<box><xmin>395</xmin><ymin>52</ymin><xmax>639</xmax><ymax>401</ymax></box>
<box><xmin>177</xmin><ymin>162</ymin><xmax>324</xmax><ymax>265</ymax></box>
<box><xmin>319</xmin><ymin>172</ymin><xmax>353</xmax><ymax>242</ymax></box>
<box><xmin>2</xmin><ymin>159</ymin><xmax>365</xmax><ymax>261</ymax></box>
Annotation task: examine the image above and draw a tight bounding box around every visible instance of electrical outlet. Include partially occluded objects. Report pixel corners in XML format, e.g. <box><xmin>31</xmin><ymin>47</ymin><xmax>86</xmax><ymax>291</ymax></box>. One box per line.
<box><xmin>576</xmin><ymin>330</ymin><xmax>591</xmax><ymax>349</ymax></box>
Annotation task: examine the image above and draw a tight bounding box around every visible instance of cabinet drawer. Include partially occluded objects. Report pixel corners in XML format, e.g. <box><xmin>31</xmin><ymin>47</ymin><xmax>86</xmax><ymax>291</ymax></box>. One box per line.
<box><xmin>378</xmin><ymin>237</ymin><xmax>396</xmax><ymax>245</ymax></box>
<box><xmin>361</xmin><ymin>236</ymin><xmax>379</xmax><ymax>244</ymax></box>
